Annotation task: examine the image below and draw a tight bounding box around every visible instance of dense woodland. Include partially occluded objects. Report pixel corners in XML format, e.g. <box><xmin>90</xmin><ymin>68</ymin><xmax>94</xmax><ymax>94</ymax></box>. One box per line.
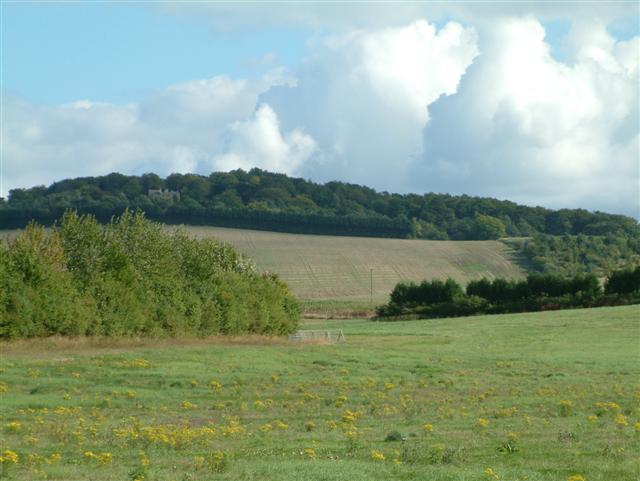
<box><xmin>2</xmin><ymin>169</ymin><xmax>638</xmax><ymax>241</ymax></box>
<box><xmin>0</xmin><ymin>211</ymin><xmax>300</xmax><ymax>339</ymax></box>
<box><xmin>377</xmin><ymin>267</ymin><xmax>640</xmax><ymax>320</ymax></box>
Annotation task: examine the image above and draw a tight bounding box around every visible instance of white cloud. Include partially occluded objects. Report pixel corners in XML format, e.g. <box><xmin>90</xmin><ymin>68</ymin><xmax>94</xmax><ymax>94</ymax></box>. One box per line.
<box><xmin>212</xmin><ymin>103</ymin><xmax>316</xmax><ymax>174</ymax></box>
<box><xmin>261</xmin><ymin>20</ymin><xmax>478</xmax><ymax>191</ymax></box>
<box><xmin>1</xmin><ymin>72</ymin><xmax>293</xmax><ymax>196</ymax></box>
<box><xmin>419</xmin><ymin>17</ymin><xmax>639</xmax><ymax>216</ymax></box>
<box><xmin>3</xmin><ymin>14</ymin><xmax>638</xmax><ymax>217</ymax></box>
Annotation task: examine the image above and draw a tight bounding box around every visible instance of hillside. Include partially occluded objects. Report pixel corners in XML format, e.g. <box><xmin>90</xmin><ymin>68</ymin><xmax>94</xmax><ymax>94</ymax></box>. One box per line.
<box><xmin>184</xmin><ymin>226</ymin><xmax>526</xmax><ymax>302</ymax></box>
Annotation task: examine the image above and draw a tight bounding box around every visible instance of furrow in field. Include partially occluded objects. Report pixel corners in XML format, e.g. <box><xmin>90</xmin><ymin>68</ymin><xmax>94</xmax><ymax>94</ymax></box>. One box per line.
<box><xmin>185</xmin><ymin>226</ymin><xmax>526</xmax><ymax>301</ymax></box>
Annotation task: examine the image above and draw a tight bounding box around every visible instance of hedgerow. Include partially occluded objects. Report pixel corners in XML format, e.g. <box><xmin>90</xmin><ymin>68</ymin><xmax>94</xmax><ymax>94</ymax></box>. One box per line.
<box><xmin>377</xmin><ymin>269</ymin><xmax>640</xmax><ymax>320</ymax></box>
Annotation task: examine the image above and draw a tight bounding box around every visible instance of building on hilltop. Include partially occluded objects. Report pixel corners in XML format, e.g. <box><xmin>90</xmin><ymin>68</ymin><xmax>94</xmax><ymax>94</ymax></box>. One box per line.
<box><xmin>148</xmin><ymin>188</ymin><xmax>180</xmax><ymax>202</ymax></box>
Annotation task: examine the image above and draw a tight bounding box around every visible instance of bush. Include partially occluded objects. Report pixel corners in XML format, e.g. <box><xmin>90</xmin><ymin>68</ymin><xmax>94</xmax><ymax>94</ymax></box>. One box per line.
<box><xmin>0</xmin><ymin>211</ymin><xmax>300</xmax><ymax>339</ymax></box>
<box><xmin>389</xmin><ymin>278</ymin><xmax>463</xmax><ymax>307</ymax></box>
<box><xmin>377</xmin><ymin>269</ymin><xmax>636</xmax><ymax>321</ymax></box>
<box><xmin>605</xmin><ymin>266</ymin><xmax>640</xmax><ymax>295</ymax></box>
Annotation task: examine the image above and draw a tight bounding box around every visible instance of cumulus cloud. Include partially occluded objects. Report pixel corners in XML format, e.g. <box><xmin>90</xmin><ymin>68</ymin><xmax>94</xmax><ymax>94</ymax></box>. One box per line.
<box><xmin>418</xmin><ymin>17</ymin><xmax>639</xmax><ymax>216</ymax></box>
<box><xmin>1</xmin><ymin>71</ymin><xmax>298</xmax><ymax>196</ymax></box>
<box><xmin>3</xmin><ymin>19</ymin><xmax>479</xmax><ymax>198</ymax></box>
<box><xmin>212</xmin><ymin>103</ymin><xmax>316</xmax><ymax>174</ymax></box>
<box><xmin>262</xmin><ymin>20</ymin><xmax>478</xmax><ymax>191</ymax></box>
<box><xmin>3</xmin><ymin>13</ymin><xmax>638</xmax><ymax>217</ymax></box>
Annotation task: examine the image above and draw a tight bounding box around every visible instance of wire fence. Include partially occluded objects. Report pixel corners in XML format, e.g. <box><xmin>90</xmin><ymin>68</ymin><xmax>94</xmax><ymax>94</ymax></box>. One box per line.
<box><xmin>288</xmin><ymin>329</ymin><xmax>346</xmax><ymax>344</ymax></box>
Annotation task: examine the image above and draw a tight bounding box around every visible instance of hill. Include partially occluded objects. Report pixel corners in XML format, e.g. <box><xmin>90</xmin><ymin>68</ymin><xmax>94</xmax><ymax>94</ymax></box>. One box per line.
<box><xmin>183</xmin><ymin>226</ymin><xmax>526</xmax><ymax>302</ymax></box>
<box><xmin>2</xmin><ymin>168</ymin><xmax>638</xmax><ymax>241</ymax></box>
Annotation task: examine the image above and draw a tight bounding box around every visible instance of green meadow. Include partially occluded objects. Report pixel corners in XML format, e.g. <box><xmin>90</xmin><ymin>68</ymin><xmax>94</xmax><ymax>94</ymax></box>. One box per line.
<box><xmin>1</xmin><ymin>305</ymin><xmax>639</xmax><ymax>481</ymax></box>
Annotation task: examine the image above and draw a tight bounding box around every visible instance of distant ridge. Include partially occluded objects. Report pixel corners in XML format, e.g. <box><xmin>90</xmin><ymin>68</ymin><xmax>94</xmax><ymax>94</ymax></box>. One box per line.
<box><xmin>1</xmin><ymin>168</ymin><xmax>638</xmax><ymax>241</ymax></box>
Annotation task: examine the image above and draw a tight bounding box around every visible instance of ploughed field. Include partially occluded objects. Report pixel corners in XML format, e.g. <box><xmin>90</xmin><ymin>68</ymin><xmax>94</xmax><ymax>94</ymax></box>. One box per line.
<box><xmin>1</xmin><ymin>305</ymin><xmax>638</xmax><ymax>480</ymax></box>
<box><xmin>183</xmin><ymin>226</ymin><xmax>526</xmax><ymax>302</ymax></box>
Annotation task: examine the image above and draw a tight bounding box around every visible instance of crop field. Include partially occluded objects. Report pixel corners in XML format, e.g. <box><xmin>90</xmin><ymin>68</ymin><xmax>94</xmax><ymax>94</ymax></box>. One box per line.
<box><xmin>183</xmin><ymin>226</ymin><xmax>526</xmax><ymax>302</ymax></box>
<box><xmin>1</xmin><ymin>305</ymin><xmax>638</xmax><ymax>481</ymax></box>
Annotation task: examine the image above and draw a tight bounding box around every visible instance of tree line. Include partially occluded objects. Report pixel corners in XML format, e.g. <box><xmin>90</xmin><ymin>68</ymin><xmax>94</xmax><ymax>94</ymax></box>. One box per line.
<box><xmin>0</xmin><ymin>211</ymin><xmax>300</xmax><ymax>339</ymax></box>
<box><xmin>2</xmin><ymin>169</ymin><xmax>638</xmax><ymax>242</ymax></box>
<box><xmin>376</xmin><ymin>267</ymin><xmax>640</xmax><ymax>320</ymax></box>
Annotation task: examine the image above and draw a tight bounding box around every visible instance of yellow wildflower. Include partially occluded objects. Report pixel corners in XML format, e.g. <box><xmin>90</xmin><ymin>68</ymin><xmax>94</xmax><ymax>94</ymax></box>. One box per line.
<box><xmin>194</xmin><ymin>455</ymin><xmax>205</xmax><ymax>470</ymax></box>
<box><xmin>423</xmin><ymin>423</ymin><xmax>433</xmax><ymax>432</ymax></box>
<box><xmin>342</xmin><ymin>409</ymin><xmax>361</xmax><ymax>423</ymax></box>
<box><xmin>210</xmin><ymin>380</ymin><xmax>223</xmax><ymax>391</ymax></box>
<box><xmin>484</xmin><ymin>467</ymin><xmax>499</xmax><ymax>479</ymax></box>
<box><xmin>371</xmin><ymin>450</ymin><xmax>385</xmax><ymax>461</ymax></box>
<box><xmin>343</xmin><ymin>428</ymin><xmax>358</xmax><ymax>439</ymax></box>
<box><xmin>0</xmin><ymin>450</ymin><xmax>19</xmax><ymax>464</ymax></box>
<box><xmin>477</xmin><ymin>418</ymin><xmax>490</xmax><ymax>428</ymax></box>
<box><xmin>614</xmin><ymin>413</ymin><xmax>628</xmax><ymax>426</ymax></box>
<box><xmin>326</xmin><ymin>420</ymin><xmax>338</xmax><ymax>430</ymax></box>
<box><xmin>558</xmin><ymin>399</ymin><xmax>574</xmax><ymax>417</ymax></box>
<box><xmin>5</xmin><ymin>422</ymin><xmax>21</xmax><ymax>433</ymax></box>
<box><xmin>84</xmin><ymin>451</ymin><xmax>112</xmax><ymax>465</ymax></box>
<box><xmin>259</xmin><ymin>423</ymin><xmax>273</xmax><ymax>433</ymax></box>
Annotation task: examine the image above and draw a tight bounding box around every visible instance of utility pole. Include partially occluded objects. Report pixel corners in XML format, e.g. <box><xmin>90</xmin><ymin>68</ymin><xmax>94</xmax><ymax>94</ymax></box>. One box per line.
<box><xmin>370</xmin><ymin>267</ymin><xmax>373</xmax><ymax>307</ymax></box>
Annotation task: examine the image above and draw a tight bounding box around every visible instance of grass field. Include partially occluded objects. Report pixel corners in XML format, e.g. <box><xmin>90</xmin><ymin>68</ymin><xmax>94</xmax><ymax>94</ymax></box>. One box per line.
<box><xmin>1</xmin><ymin>305</ymin><xmax>638</xmax><ymax>480</ymax></box>
<box><xmin>183</xmin><ymin>226</ymin><xmax>526</xmax><ymax>303</ymax></box>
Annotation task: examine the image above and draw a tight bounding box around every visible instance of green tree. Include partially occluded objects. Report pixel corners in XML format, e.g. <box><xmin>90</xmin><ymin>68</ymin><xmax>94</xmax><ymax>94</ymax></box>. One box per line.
<box><xmin>472</xmin><ymin>215</ymin><xmax>506</xmax><ymax>240</ymax></box>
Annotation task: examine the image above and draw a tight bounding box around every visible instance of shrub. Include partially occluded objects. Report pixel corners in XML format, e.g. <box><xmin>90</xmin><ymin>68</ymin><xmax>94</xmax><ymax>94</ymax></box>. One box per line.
<box><xmin>0</xmin><ymin>211</ymin><xmax>300</xmax><ymax>339</ymax></box>
<box><xmin>605</xmin><ymin>266</ymin><xmax>640</xmax><ymax>295</ymax></box>
<box><xmin>377</xmin><ymin>269</ymin><xmax>636</xmax><ymax>321</ymax></box>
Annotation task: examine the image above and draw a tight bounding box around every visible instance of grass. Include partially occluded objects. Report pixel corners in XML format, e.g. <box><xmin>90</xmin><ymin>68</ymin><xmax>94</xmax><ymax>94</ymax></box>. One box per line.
<box><xmin>1</xmin><ymin>305</ymin><xmax>639</xmax><ymax>480</ymax></box>
<box><xmin>182</xmin><ymin>226</ymin><xmax>526</xmax><ymax>302</ymax></box>
<box><xmin>299</xmin><ymin>299</ymin><xmax>377</xmax><ymax>319</ymax></box>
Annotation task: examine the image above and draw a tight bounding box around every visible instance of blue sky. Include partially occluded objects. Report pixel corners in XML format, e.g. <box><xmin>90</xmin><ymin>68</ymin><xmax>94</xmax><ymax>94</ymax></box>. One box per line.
<box><xmin>2</xmin><ymin>2</ymin><xmax>639</xmax><ymax>217</ymax></box>
<box><xmin>3</xmin><ymin>2</ymin><xmax>308</xmax><ymax>104</ymax></box>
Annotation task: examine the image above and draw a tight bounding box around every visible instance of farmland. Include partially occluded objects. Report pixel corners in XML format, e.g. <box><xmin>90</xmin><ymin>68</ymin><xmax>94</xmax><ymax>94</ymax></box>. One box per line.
<box><xmin>1</xmin><ymin>305</ymin><xmax>639</xmax><ymax>480</ymax></box>
<box><xmin>182</xmin><ymin>226</ymin><xmax>526</xmax><ymax>303</ymax></box>
<box><xmin>1</xmin><ymin>225</ymin><xmax>526</xmax><ymax>315</ymax></box>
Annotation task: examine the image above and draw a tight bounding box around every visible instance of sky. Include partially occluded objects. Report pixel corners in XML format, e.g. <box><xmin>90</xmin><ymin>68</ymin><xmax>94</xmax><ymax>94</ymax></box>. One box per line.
<box><xmin>2</xmin><ymin>1</ymin><xmax>639</xmax><ymax>217</ymax></box>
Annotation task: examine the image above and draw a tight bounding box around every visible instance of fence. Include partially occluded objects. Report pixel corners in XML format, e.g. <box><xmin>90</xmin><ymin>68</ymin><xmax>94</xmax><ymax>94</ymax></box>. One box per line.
<box><xmin>288</xmin><ymin>329</ymin><xmax>346</xmax><ymax>344</ymax></box>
